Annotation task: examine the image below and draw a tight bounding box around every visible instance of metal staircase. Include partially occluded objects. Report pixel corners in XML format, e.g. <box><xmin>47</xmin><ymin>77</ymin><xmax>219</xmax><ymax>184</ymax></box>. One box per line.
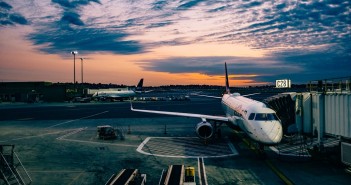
<box><xmin>0</xmin><ymin>145</ymin><xmax>32</xmax><ymax>185</ymax></box>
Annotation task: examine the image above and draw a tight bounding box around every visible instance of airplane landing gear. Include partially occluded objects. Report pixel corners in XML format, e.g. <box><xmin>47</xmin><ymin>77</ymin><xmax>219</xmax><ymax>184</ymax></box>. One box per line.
<box><xmin>258</xmin><ymin>143</ymin><xmax>267</xmax><ymax>159</ymax></box>
<box><xmin>213</xmin><ymin>121</ymin><xmax>223</xmax><ymax>139</ymax></box>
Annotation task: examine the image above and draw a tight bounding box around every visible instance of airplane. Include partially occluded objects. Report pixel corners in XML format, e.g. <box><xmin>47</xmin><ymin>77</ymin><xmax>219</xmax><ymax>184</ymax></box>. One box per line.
<box><xmin>92</xmin><ymin>78</ymin><xmax>148</xmax><ymax>101</ymax></box>
<box><xmin>131</xmin><ymin>63</ymin><xmax>283</xmax><ymax>150</ymax></box>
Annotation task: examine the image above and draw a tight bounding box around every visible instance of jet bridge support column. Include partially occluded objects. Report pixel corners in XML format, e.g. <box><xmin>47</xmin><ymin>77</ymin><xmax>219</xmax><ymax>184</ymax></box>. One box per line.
<box><xmin>312</xmin><ymin>93</ymin><xmax>325</xmax><ymax>149</ymax></box>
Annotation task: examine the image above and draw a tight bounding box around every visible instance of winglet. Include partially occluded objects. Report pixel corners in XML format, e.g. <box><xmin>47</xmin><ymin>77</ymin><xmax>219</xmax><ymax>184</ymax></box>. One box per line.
<box><xmin>225</xmin><ymin>62</ymin><xmax>230</xmax><ymax>94</ymax></box>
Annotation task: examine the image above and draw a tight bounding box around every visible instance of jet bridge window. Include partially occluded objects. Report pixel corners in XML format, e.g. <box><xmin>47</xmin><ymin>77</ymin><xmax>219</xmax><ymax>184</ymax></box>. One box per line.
<box><xmin>255</xmin><ymin>113</ymin><xmax>279</xmax><ymax>121</ymax></box>
<box><xmin>248</xmin><ymin>113</ymin><xmax>255</xmax><ymax>120</ymax></box>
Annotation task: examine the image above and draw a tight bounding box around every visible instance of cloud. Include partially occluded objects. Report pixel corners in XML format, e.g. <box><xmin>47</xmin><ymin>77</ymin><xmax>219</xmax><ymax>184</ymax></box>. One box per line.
<box><xmin>138</xmin><ymin>42</ymin><xmax>351</xmax><ymax>84</ymax></box>
<box><xmin>16</xmin><ymin>0</ymin><xmax>351</xmax><ymax>56</ymax></box>
<box><xmin>51</xmin><ymin>0</ymin><xmax>101</xmax><ymax>27</ymax></box>
<box><xmin>2</xmin><ymin>0</ymin><xmax>350</xmax><ymax>84</ymax></box>
<box><xmin>0</xmin><ymin>1</ymin><xmax>12</xmax><ymax>10</ymax></box>
<box><xmin>146</xmin><ymin>21</ymin><xmax>173</xmax><ymax>29</ymax></box>
<box><xmin>177</xmin><ymin>0</ymin><xmax>204</xmax><ymax>10</ymax></box>
<box><xmin>0</xmin><ymin>1</ymin><xmax>28</xmax><ymax>25</ymax></box>
<box><xmin>52</xmin><ymin>0</ymin><xmax>101</xmax><ymax>9</ymax></box>
<box><xmin>9</xmin><ymin>13</ymin><xmax>28</xmax><ymax>24</ymax></box>
<box><xmin>151</xmin><ymin>0</ymin><xmax>168</xmax><ymax>10</ymax></box>
<box><xmin>27</xmin><ymin>26</ymin><xmax>144</xmax><ymax>55</ymax></box>
<box><xmin>25</xmin><ymin>0</ymin><xmax>144</xmax><ymax>55</ymax></box>
<box><xmin>207</xmin><ymin>5</ymin><xmax>230</xmax><ymax>13</ymax></box>
<box><xmin>268</xmin><ymin>43</ymin><xmax>351</xmax><ymax>81</ymax></box>
<box><xmin>137</xmin><ymin>55</ymin><xmax>303</xmax><ymax>82</ymax></box>
<box><xmin>61</xmin><ymin>11</ymin><xmax>84</xmax><ymax>26</ymax></box>
<box><xmin>220</xmin><ymin>0</ymin><xmax>351</xmax><ymax>50</ymax></box>
<box><xmin>103</xmin><ymin>0</ymin><xmax>350</xmax><ymax>84</ymax></box>
<box><xmin>239</xmin><ymin>1</ymin><xmax>263</xmax><ymax>9</ymax></box>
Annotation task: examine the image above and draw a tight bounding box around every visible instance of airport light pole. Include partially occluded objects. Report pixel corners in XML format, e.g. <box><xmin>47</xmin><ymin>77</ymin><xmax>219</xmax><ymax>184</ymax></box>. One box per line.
<box><xmin>80</xmin><ymin>58</ymin><xmax>85</xmax><ymax>84</ymax></box>
<box><xmin>71</xmin><ymin>51</ymin><xmax>78</xmax><ymax>86</ymax></box>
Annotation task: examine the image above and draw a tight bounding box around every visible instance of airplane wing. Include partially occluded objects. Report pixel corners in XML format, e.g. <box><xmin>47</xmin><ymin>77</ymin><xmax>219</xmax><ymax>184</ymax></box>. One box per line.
<box><xmin>192</xmin><ymin>93</ymin><xmax>260</xmax><ymax>98</ymax></box>
<box><xmin>131</xmin><ymin>105</ymin><xmax>229</xmax><ymax>122</ymax></box>
<box><xmin>191</xmin><ymin>93</ymin><xmax>222</xmax><ymax>99</ymax></box>
<box><xmin>242</xmin><ymin>93</ymin><xmax>260</xmax><ymax>97</ymax></box>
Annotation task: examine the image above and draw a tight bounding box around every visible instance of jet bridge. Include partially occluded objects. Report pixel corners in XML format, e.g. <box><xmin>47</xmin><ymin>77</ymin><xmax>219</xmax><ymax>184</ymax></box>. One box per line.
<box><xmin>263</xmin><ymin>93</ymin><xmax>296</xmax><ymax>135</ymax></box>
<box><xmin>264</xmin><ymin>77</ymin><xmax>351</xmax><ymax>163</ymax></box>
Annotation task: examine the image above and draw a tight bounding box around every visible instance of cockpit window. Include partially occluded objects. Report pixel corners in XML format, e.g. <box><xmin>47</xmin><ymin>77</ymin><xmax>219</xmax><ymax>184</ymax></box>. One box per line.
<box><xmin>248</xmin><ymin>113</ymin><xmax>255</xmax><ymax>120</ymax></box>
<box><xmin>255</xmin><ymin>113</ymin><xmax>279</xmax><ymax>121</ymax></box>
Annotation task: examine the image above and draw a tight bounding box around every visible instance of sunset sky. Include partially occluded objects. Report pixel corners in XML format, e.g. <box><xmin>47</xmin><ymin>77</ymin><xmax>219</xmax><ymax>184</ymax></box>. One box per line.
<box><xmin>0</xmin><ymin>0</ymin><xmax>350</xmax><ymax>86</ymax></box>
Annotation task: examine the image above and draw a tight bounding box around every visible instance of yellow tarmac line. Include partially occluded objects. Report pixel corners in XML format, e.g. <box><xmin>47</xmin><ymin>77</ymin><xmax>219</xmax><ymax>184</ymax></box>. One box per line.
<box><xmin>265</xmin><ymin>160</ymin><xmax>294</xmax><ymax>185</ymax></box>
<box><xmin>233</xmin><ymin>130</ymin><xmax>294</xmax><ymax>185</ymax></box>
<box><xmin>46</xmin><ymin>111</ymin><xmax>109</xmax><ymax>128</ymax></box>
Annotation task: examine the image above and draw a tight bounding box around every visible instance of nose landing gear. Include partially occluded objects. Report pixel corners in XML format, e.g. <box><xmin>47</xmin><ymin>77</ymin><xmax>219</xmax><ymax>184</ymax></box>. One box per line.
<box><xmin>258</xmin><ymin>143</ymin><xmax>267</xmax><ymax>159</ymax></box>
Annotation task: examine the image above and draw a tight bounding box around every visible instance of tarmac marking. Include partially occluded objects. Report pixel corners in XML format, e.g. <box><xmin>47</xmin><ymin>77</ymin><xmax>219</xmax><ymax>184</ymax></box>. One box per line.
<box><xmin>228</xmin><ymin>141</ymin><xmax>239</xmax><ymax>155</ymax></box>
<box><xmin>198</xmin><ymin>157</ymin><xmax>208</xmax><ymax>185</ymax></box>
<box><xmin>136</xmin><ymin>137</ymin><xmax>239</xmax><ymax>158</ymax></box>
<box><xmin>69</xmin><ymin>171</ymin><xmax>85</xmax><ymax>185</ymax></box>
<box><xmin>0</xmin><ymin>130</ymin><xmax>73</xmax><ymax>143</ymax></box>
<box><xmin>233</xmin><ymin>130</ymin><xmax>295</xmax><ymax>185</ymax></box>
<box><xmin>55</xmin><ymin>127</ymin><xmax>138</xmax><ymax>147</ymax></box>
<box><xmin>269</xmin><ymin>146</ymin><xmax>311</xmax><ymax>157</ymax></box>
<box><xmin>46</xmin><ymin>111</ymin><xmax>109</xmax><ymax>128</ymax></box>
<box><xmin>265</xmin><ymin>160</ymin><xmax>294</xmax><ymax>185</ymax></box>
<box><xmin>58</xmin><ymin>138</ymin><xmax>138</xmax><ymax>147</ymax></box>
<box><xmin>56</xmin><ymin>127</ymin><xmax>87</xmax><ymax>140</ymax></box>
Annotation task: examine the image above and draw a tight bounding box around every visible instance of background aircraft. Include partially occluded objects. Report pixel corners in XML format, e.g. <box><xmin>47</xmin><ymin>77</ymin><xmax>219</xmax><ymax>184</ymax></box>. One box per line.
<box><xmin>131</xmin><ymin>63</ymin><xmax>283</xmax><ymax>149</ymax></box>
<box><xmin>93</xmin><ymin>79</ymin><xmax>147</xmax><ymax>101</ymax></box>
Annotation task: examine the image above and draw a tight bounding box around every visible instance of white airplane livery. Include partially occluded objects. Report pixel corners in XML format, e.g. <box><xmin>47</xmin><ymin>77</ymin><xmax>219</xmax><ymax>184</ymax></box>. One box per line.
<box><xmin>131</xmin><ymin>63</ymin><xmax>283</xmax><ymax>147</ymax></box>
<box><xmin>93</xmin><ymin>79</ymin><xmax>147</xmax><ymax>100</ymax></box>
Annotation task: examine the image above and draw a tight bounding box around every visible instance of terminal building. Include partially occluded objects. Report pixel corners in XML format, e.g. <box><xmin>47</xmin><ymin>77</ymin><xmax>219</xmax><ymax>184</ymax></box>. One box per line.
<box><xmin>0</xmin><ymin>82</ymin><xmax>66</xmax><ymax>102</ymax></box>
<box><xmin>0</xmin><ymin>82</ymin><xmax>86</xmax><ymax>102</ymax></box>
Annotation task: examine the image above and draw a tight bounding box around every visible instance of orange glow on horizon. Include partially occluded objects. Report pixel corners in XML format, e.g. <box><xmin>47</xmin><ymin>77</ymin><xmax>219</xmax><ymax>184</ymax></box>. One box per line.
<box><xmin>152</xmin><ymin>72</ymin><xmax>267</xmax><ymax>87</ymax></box>
<box><xmin>0</xmin><ymin>27</ymin><xmax>270</xmax><ymax>86</ymax></box>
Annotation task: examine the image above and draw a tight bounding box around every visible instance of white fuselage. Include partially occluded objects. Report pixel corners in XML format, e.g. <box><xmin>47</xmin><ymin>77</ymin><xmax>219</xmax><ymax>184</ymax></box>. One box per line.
<box><xmin>221</xmin><ymin>93</ymin><xmax>283</xmax><ymax>145</ymax></box>
<box><xmin>93</xmin><ymin>89</ymin><xmax>136</xmax><ymax>98</ymax></box>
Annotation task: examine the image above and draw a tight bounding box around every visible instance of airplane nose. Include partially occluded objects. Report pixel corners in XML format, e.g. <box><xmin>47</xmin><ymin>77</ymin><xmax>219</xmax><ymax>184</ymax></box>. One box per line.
<box><xmin>268</xmin><ymin>121</ymin><xmax>283</xmax><ymax>144</ymax></box>
<box><xmin>254</xmin><ymin>121</ymin><xmax>283</xmax><ymax>145</ymax></box>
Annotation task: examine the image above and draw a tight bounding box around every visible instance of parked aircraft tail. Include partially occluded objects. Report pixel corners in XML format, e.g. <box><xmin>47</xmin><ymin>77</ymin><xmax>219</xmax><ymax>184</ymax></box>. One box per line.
<box><xmin>136</xmin><ymin>78</ymin><xmax>144</xmax><ymax>91</ymax></box>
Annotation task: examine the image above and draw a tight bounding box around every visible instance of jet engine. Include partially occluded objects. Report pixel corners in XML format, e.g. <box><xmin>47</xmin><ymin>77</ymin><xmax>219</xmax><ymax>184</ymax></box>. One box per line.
<box><xmin>195</xmin><ymin>121</ymin><xmax>213</xmax><ymax>139</ymax></box>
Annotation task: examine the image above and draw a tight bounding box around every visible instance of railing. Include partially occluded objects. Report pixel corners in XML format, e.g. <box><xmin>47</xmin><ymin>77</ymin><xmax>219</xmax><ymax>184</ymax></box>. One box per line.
<box><xmin>0</xmin><ymin>169</ymin><xmax>11</xmax><ymax>185</ymax></box>
<box><xmin>14</xmin><ymin>152</ymin><xmax>32</xmax><ymax>184</ymax></box>
<box><xmin>308</xmin><ymin>76</ymin><xmax>351</xmax><ymax>93</ymax></box>
<box><xmin>0</xmin><ymin>152</ymin><xmax>20</xmax><ymax>185</ymax></box>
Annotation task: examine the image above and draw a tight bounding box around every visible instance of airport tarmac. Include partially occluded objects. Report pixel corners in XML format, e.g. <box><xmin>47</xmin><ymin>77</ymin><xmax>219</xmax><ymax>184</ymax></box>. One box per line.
<box><xmin>0</xmin><ymin>97</ymin><xmax>350</xmax><ymax>184</ymax></box>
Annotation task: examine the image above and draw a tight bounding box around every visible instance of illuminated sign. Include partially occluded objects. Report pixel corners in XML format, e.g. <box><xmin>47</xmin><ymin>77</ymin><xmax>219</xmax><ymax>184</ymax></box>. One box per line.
<box><xmin>276</xmin><ymin>79</ymin><xmax>291</xmax><ymax>88</ymax></box>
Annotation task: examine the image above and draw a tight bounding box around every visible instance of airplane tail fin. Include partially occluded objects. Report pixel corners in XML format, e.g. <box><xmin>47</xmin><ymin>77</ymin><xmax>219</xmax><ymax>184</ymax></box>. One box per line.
<box><xmin>225</xmin><ymin>62</ymin><xmax>230</xmax><ymax>94</ymax></box>
<box><xmin>136</xmin><ymin>78</ymin><xmax>144</xmax><ymax>91</ymax></box>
